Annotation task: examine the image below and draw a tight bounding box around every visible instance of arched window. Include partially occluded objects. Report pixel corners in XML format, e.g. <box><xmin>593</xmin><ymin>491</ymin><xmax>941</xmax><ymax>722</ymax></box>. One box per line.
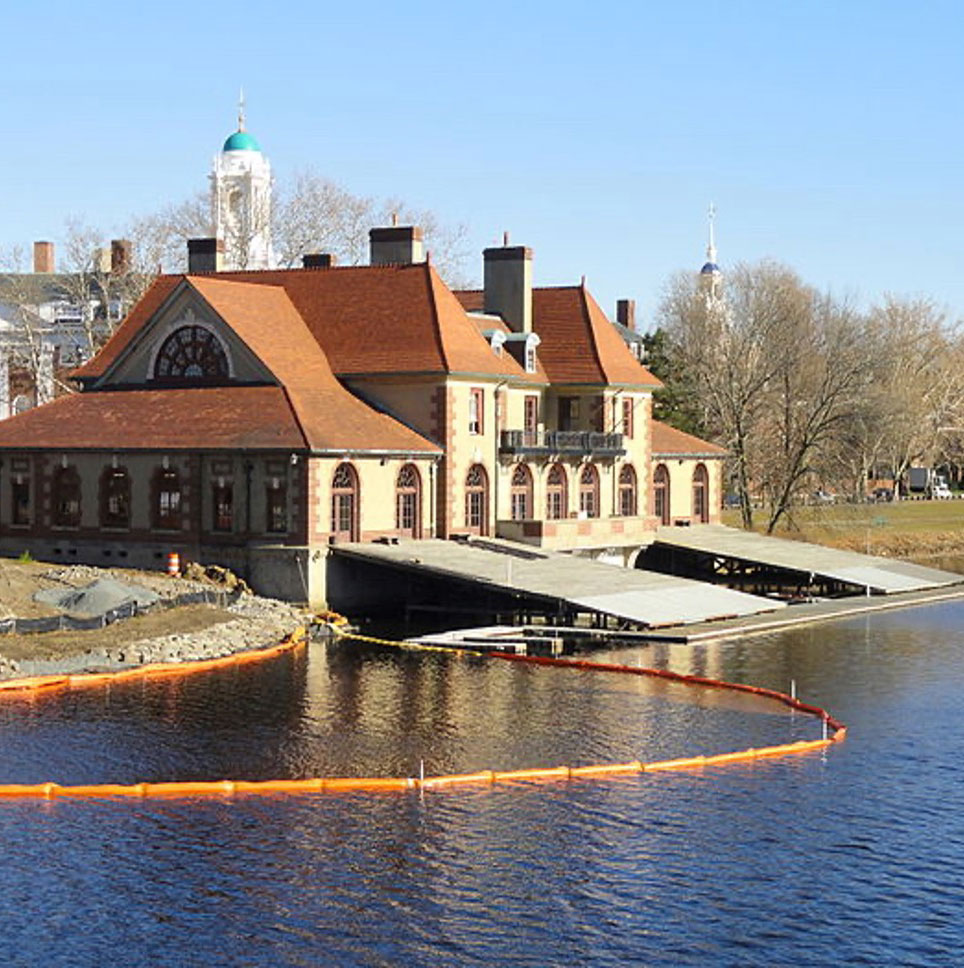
<box><xmin>579</xmin><ymin>464</ymin><xmax>600</xmax><ymax>519</ymax></box>
<box><xmin>153</xmin><ymin>326</ymin><xmax>229</xmax><ymax>381</ymax></box>
<box><xmin>618</xmin><ymin>464</ymin><xmax>637</xmax><ymax>517</ymax></box>
<box><xmin>510</xmin><ymin>463</ymin><xmax>533</xmax><ymax>521</ymax></box>
<box><xmin>693</xmin><ymin>463</ymin><xmax>709</xmax><ymax>523</ymax></box>
<box><xmin>100</xmin><ymin>466</ymin><xmax>131</xmax><ymax>529</ymax></box>
<box><xmin>395</xmin><ymin>464</ymin><xmax>421</xmax><ymax>538</ymax></box>
<box><xmin>330</xmin><ymin>462</ymin><xmax>359</xmax><ymax>542</ymax></box>
<box><xmin>464</xmin><ymin>464</ymin><xmax>489</xmax><ymax>535</ymax></box>
<box><xmin>52</xmin><ymin>465</ymin><xmax>82</xmax><ymax>528</ymax></box>
<box><xmin>653</xmin><ymin>464</ymin><xmax>670</xmax><ymax>526</ymax></box>
<box><xmin>152</xmin><ymin>467</ymin><xmax>181</xmax><ymax>530</ymax></box>
<box><xmin>546</xmin><ymin>463</ymin><xmax>568</xmax><ymax>520</ymax></box>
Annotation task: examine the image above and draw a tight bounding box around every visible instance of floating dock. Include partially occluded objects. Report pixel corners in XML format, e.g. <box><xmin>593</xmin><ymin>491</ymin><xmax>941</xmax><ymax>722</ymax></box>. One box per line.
<box><xmin>331</xmin><ymin>537</ymin><xmax>784</xmax><ymax>628</ymax></box>
<box><xmin>646</xmin><ymin>524</ymin><xmax>962</xmax><ymax>596</ymax></box>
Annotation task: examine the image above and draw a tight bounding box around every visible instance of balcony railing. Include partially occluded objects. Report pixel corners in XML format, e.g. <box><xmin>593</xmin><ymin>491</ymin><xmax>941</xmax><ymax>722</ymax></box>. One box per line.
<box><xmin>499</xmin><ymin>429</ymin><xmax>625</xmax><ymax>457</ymax></box>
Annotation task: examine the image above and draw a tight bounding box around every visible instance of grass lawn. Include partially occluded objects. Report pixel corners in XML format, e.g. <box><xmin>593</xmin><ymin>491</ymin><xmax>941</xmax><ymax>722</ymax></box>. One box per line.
<box><xmin>721</xmin><ymin>498</ymin><xmax>964</xmax><ymax>559</ymax></box>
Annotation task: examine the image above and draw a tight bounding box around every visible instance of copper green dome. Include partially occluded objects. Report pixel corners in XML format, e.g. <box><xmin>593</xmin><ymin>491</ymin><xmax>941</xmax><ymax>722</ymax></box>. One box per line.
<box><xmin>223</xmin><ymin>130</ymin><xmax>261</xmax><ymax>152</ymax></box>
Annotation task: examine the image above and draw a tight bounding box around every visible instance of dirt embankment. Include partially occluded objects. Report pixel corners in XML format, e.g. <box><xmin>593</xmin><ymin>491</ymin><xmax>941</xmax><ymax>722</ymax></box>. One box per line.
<box><xmin>0</xmin><ymin>561</ymin><xmax>306</xmax><ymax>680</ymax></box>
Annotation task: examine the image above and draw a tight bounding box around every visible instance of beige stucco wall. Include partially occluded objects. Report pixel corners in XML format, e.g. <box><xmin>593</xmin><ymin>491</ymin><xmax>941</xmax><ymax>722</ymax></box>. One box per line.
<box><xmin>308</xmin><ymin>454</ymin><xmax>437</xmax><ymax>542</ymax></box>
<box><xmin>651</xmin><ymin>456</ymin><xmax>724</xmax><ymax>525</ymax></box>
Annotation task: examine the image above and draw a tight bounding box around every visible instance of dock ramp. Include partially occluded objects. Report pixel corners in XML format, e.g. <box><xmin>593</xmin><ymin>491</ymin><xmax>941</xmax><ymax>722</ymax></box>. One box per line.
<box><xmin>331</xmin><ymin>538</ymin><xmax>784</xmax><ymax>628</ymax></box>
<box><xmin>651</xmin><ymin>525</ymin><xmax>962</xmax><ymax>595</ymax></box>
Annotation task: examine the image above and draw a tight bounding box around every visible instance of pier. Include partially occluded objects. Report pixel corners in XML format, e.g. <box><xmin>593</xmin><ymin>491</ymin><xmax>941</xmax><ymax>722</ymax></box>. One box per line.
<box><xmin>642</xmin><ymin>524</ymin><xmax>962</xmax><ymax>596</ymax></box>
<box><xmin>328</xmin><ymin>537</ymin><xmax>784</xmax><ymax>628</ymax></box>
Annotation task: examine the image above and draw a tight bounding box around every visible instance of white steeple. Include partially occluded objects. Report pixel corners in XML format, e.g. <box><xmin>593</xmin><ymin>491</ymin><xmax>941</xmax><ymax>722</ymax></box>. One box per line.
<box><xmin>699</xmin><ymin>203</ymin><xmax>722</xmax><ymax>302</ymax></box>
<box><xmin>210</xmin><ymin>93</ymin><xmax>274</xmax><ymax>270</ymax></box>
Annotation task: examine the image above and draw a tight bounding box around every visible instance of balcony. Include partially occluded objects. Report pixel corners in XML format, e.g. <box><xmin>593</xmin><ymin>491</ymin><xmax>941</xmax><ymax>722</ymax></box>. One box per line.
<box><xmin>499</xmin><ymin>429</ymin><xmax>625</xmax><ymax>458</ymax></box>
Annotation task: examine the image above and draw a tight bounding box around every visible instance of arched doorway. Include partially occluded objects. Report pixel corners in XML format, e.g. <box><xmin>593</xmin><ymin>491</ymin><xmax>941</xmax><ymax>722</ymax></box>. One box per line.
<box><xmin>618</xmin><ymin>464</ymin><xmax>637</xmax><ymax>517</ymax></box>
<box><xmin>546</xmin><ymin>463</ymin><xmax>568</xmax><ymax>520</ymax></box>
<box><xmin>464</xmin><ymin>464</ymin><xmax>489</xmax><ymax>535</ymax></box>
<box><xmin>653</xmin><ymin>463</ymin><xmax>670</xmax><ymax>525</ymax></box>
<box><xmin>692</xmin><ymin>463</ymin><xmax>709</xmax><ymax>523</ymax></box>
<box><xmin>579</xmin><ymin>464</ymin><xmax>600</xmax><ymax>518</ymax></box>
<box><xmin>330</xmin><ymin>462</ymin><xmax>359</xmax><ymax>542</ymax></box>
<box><xmin>395</xmin><ymin>464</ymin><xmax>421</xmax><ymax>538</ymax></box>
<box><xmin>510</xmin><ymin>463</ymin><xmax>533</xmax><ymax>521</ymax></box>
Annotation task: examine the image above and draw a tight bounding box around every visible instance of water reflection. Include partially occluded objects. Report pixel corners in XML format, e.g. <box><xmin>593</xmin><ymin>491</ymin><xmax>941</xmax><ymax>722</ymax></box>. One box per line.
<box><xmin>1</xmin><ymin>603</ymin><xmax>962</xmax><ymax>964</ymax></box>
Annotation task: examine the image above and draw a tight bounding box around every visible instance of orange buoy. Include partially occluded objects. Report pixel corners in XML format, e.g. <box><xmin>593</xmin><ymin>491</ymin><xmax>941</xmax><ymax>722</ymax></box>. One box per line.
<box><xmin>166</xmin><ymin>552</ymin><xmax>180</xmax><ymax>576</ymax></box>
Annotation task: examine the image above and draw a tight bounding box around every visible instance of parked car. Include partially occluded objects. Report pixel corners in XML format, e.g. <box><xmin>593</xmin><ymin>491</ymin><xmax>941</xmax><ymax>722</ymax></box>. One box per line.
<box><xmin>873</xmin><ymin>487</ymin><xmax>894</xmax><ymax>503</ymax></box>
<box><xmin>812</xmin><ymin>489</ymin><xmax>835</xmax><ymax>505</ymax></box>
<box><xmin>933</xmin><ymin>482</ymin><xmax>953</xmax><ymax>499</ymax></box>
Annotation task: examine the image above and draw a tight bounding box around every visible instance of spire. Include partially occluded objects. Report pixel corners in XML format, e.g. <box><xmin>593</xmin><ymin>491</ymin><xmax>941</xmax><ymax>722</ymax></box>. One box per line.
<box><xmin>706</xmin><ymin>202</ymin><xmax>717</xmax><ymax>265</ymax></box>
<box><xmin>237</xmin><ymin>87</ymin><xmax>246</xmax><ymax>132</ymax></box>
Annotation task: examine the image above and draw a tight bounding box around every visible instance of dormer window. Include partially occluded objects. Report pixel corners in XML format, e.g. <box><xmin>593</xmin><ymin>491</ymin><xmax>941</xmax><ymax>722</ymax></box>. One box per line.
<box><xmin>485</xmin><ymin>330</ymin><xmax>508</xmax><ymax>358</ymax></box>
<box><xmin>154</xmin><ymin>325</ymin><xmax>229</xmax><ymax>381</ymax></box>
<box><xmin>525</xmin><ymin>344</ymin><xmax>536</xmax><ymax>373</ymax></box>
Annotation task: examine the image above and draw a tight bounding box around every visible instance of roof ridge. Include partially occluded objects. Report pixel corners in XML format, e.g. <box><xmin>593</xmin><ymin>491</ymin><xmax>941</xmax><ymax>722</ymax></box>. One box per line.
<box><xmin>423</xmin><ymin>263</ymin><xmax>451</xmax><ymax>373</ymax></box>
<box><xmin>579</xmin><ymin>285</ymin><xmax>608</xmax><ymax>383</ymax></box>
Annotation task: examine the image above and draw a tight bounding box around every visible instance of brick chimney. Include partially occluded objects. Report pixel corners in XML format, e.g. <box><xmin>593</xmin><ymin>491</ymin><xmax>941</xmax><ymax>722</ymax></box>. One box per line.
<box><xmin>483</xmin><ymin>241</ymin><xmax>533</xmax><ymax>333</ymax></box>
<box><xmin>111</xmin><ymin>239</ymin><xmax>132</xmax><ymax>273</ymax></box>
<box><xmin>369</xmin><ymin>226</ymin><xmax>424</xmax><ymax>265</ymax></box>
<box><xmin>187</xmin><ymin>238</ymin><xmax>224</xmax><ymax>273</ymax></box>
<box><xmin>302</xmin><ymin>253</ymin><xmax>336</xmax><ymax>269</ymax></box>
<box><xmin>33</xmin><ymin>241</ymin><xmax>55</xmax><ymax>273</ymax></box>
<box><xmin>616</xmin><ymin>299</ymin><xmax>636</xmax><ymax>332</ymax></box>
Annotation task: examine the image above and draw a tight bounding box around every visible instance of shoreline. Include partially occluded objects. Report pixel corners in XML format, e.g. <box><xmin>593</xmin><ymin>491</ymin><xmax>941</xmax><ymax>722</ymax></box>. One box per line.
<box><xmin>0</xmin><ymin>561</ymin><xmax>307</xmax><ymax>682</ymax></box>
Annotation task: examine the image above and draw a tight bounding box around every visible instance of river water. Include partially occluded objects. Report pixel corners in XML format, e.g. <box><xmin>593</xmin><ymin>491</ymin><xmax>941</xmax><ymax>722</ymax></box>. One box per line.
<box><xmin>1</xmin><ymin>601</ymin><xmax>962</xmax><ymax>966</ymax></box>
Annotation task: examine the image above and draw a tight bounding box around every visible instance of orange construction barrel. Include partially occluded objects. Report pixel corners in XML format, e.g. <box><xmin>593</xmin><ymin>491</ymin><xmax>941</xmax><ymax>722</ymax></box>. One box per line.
<box><xmin>166</xmin><ymin>552</ymin><xmax>180</xmax><ymax>576</ymax></box>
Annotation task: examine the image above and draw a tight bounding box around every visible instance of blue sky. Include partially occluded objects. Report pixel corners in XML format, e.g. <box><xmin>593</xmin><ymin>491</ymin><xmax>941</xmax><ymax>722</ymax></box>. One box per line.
<box><xmin>3</xmin><ymin>0</ymin><xmax>961</xmax><ymax>327</ymax></box>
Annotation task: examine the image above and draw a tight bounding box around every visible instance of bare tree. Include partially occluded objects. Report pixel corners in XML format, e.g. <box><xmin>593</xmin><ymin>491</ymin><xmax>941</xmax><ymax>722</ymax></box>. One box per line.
<box><xmin>659</xmin><ymin>261</ymin><xmax>873</xmax><ymax>532</ymax></box>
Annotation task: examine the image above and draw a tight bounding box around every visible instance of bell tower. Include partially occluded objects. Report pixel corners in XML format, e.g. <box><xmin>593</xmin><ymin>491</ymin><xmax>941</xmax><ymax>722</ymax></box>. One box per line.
<box><xmin>210</xmin><ymin>93</ymin><xmax>273</xmax><ymax>270</ymax></box>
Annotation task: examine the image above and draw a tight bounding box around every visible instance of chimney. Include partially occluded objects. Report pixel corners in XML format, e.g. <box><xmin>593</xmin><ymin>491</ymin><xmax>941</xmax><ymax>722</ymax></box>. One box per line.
<box><xmin>483</xmin><ymin>244</ymin><xmax>533</xmax><ymax>333</ymax></box>
<box><xmin>111</xmin><ymin>239</ymin><xmax>132</xmax><ymax>273</ymax></box>
<box><xmin>369</xmin><ymin>225</ymin><xmax>424</xmax><ymax>265</ymax></box>
<box><xmin>302</xmin><ymin>253</ymin><xmax>336</xmax><ymax>269</ymax></box>
<box><xmin>616</xmin><ymin>299</ymin><xmax>636</xmax><ymax>332</ymax></box>
<box><xmin>187</xmin><ymin>238</ymin><xmax>224</xmax><ymax>273</ymax></box>
<box><xmin>93</xmin><ymin>247</ymin><xmax>112</xmax><ymax>273</ymax></box>
<box><xmin>33</xmin><ymin>241</ymin><xmax>55</xmax><ymax>274</ymax></box>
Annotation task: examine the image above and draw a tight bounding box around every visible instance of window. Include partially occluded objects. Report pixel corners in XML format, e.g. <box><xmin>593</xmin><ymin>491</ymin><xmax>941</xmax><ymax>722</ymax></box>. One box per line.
<box><xmin>546</xmin><ymin>464</ymin><xmax>568</xmax><ymax>520</ymax></box>
<box><xmin>52</xmin><ymin>465</ymin><xmax>82</xmax><ymax>528</ymax></box>
<box><xmin>464</xmin><ymin>464</ymin><xmax>488</xmax><ymax>534</ymax></box>
<box><xmin>693</xmin><ymin>463</ymin><xmax>709</xmax><ymax>523</ymax></box>
<box><xmin>618</xmin><ymin>464</ymin><xmax>637</xmax><ymax>517</ymax></box>
<box><xmin>212</xmin><ymin>481</ymin><xmax>233</xmax><ymax>532</ymax></box>
<box><xmin>622</xmin><ymin>398</ymin><xmax>634</xmax><ymax>439</ymax></box>
<box><xmin>395</xmin><ymin>464</ymin><xmax>421</xmax><ymax>538</ymax></box>
<box><xmin>100</xmin><ymin>467</ymin><xmax>131</xmax><ymax>529</ymax></box>
<box><xmin>330</xmin><ymin>462</ymin><xmax>358</xmax><ymax>541</ymax></box>
<box><xmin>579</xmin><ymin>464</ymin><xmax>599</xmax><ymax>519</ymax></box>
<box><xmin>524</xmin><ymin>395</ymin><xmax>539</xmax><ymax>446</ymax></box>
<box><xmin>266</xmin><ymin>478</ymin><xmax>288</xmax><ymax>534</ymax></box>
<box><xmin>153</xmin><ymin>468</ymin><xmax>181</xmax><ymax>530</ymax></box>
<box><xmin>510</xmin><ymin>464</ymin><xmax>533</xmax><ymax>521</ymax></box>
<box><xmin>558</xmin><ymin>397</ymin><xmax>578</xmax><ymax>431</ymax></box>
<box><xmin>154</xmin><ymin>325</ymin><xmax>229</xmax><ymax>381</ymax></box>
<box><xmin>653</xmin><ymin>464</ymin><xmax>670</xmax><ymax>526</ymax></box>
<box><xmin>525</xmin><ymin>344</ymin><xmax>536</xmax><ymax>373</ymax></box>
<box><xmin>11</xmin><ymin>476</ymin><xmax>30</xmax><ymax>526</ymax></box>
<box><xmin>469</xmin><ymin>388</ymin><xmax>484</xmax><ymax>435</ymax></box>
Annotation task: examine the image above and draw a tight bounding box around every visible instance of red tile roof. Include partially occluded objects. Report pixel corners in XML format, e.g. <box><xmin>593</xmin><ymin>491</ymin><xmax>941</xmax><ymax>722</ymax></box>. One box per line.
<box><xmin>0</xmin><ymin>387</ymin><xmax>305</xmax><ymax>451</ymax></box>
<box><xmin>78</xmin><ymin>264</ymin><xmax>535</xmax><ymax>383</ymax></box>
<box><xmin>184</xmin><ymin>276</ymin><xmax>440</xmax><ymax>454</ymax></box>
<box><xmin>651</xmin><ymin>420</ymin><xmax>727</xmax><ymax>458</ymax></box>
<box><xmin>532</xmin><ymin>287</ymin><xmax>662</xmax><ymax>388</ymax></box>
